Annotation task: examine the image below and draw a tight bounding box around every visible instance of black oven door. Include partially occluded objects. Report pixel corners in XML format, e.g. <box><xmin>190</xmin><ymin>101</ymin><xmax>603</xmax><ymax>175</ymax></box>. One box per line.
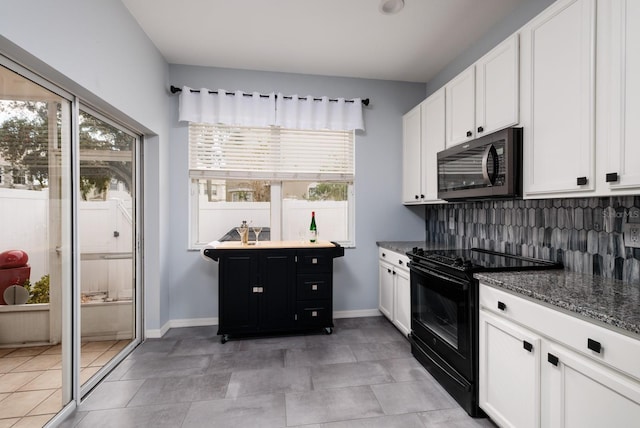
<box><xmin>409</xmin><ymin>263</ymin><xmax>473</xmax><ymax>380</ymax></box>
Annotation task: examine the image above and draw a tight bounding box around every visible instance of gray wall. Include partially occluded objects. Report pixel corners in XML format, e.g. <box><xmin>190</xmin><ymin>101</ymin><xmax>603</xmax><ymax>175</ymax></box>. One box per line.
<box><xmin>168</xmin><ymin>65</ymin><xmax>426</xmax><ymax>319</ymax></box>
<box><xmin>425</xmin><ymin>0</ymin><xmax>556</xmax><ymax>97</ymax></box>
<box><xmin>0</xmin><ymin>0</ymin><xmax>172</xmax><ymax>331</ymax></box>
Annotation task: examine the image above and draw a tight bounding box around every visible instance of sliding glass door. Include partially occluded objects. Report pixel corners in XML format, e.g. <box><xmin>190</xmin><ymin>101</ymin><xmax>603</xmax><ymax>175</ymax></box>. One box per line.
<box><xmin>0</xmin><ymin>62</ymin><xmax>73</xmax><ymax>425</ymax></box>
<box><xmin>77</xmin><ymin>108</ymin><xmax>140</xmax><ymax>394</ymax></box>
<box><xmin>0</xmin><ymin>59</ymin><xmax>143</xmax><ymax>425</ymax></box>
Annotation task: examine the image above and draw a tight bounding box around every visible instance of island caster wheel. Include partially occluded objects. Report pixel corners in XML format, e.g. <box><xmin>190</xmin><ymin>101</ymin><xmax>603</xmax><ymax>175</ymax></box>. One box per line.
<box><xmin>324</xmin><ymin>327</ymin><xmax>333</xmax><ymax>335</ymax></box>
<box><xmin>220</xmin><ymin>334</ymin><xmax>228</xmax><ymax>344</ymax></box>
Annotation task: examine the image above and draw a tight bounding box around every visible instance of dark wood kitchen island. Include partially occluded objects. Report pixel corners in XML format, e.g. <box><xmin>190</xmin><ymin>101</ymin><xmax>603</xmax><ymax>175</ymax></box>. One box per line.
<box><xmin>203</xmin><ymin>240</ymin><xmax>344</xmax><ymax>343</ymax></box>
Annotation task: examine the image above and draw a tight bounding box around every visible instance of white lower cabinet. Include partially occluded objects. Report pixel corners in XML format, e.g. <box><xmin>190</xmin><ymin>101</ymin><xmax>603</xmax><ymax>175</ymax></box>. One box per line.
<box><xmin>479</xmin><ymin>310</ymin><xmax>541</xmax><ymax>428</ymax></box>
<box><xmin>378</xmin><ymin>248</ymin><xmax>410</xmax><ymax>336</ymax></box>
<box><xmin>541</xmin><ymin>341</ymin><xmax>640</xmax><ymax>428</ymax></box>
<box><xmin>479</xmin><ymin>284</ymin><xmax>640</xmax><ymax>428</ymax></box>
<box><xmin>378</xmin><ymin>259</ymin><xmax>394</xmax><ymax>320</ymax></box>
<box><xmin>393</xmin><ymin>266</ymin><xmax>410</xmax><ymax>336</ymax></box>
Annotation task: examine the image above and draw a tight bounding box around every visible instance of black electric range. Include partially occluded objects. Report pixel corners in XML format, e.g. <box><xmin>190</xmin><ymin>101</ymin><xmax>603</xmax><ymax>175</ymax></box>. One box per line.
<box><xmin>409</xmin><ymin>247</ymin><xmax>562</xmax><ymax>276</ymax></box>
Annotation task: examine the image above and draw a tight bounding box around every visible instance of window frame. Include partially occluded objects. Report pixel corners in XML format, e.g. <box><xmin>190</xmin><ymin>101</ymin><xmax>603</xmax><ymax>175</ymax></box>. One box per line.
<box><xmin>187</xmin><ymin>123</ymin><xmax>356</xmax><ymax>249</ymax></box>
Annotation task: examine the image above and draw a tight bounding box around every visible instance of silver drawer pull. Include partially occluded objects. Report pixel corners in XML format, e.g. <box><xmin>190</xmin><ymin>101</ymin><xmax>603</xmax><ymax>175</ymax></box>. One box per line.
<box><xmin>312</xmin><ymin>258</ymin><xmax>318</xmax><ymax>264</ymax></box>
<box><xmin>312</xmin><ymin>284</ymin><xmax>318</xmax><ymax>291</ymax></box>
<box><xmin>311</xmin><ymin>311</ymin><xmax>318</xmax><ymax>317</ymax></box>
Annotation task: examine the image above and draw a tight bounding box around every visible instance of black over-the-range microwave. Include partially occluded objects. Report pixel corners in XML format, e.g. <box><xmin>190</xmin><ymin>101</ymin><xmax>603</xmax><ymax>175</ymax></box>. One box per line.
<box><xmin>437</xmin><ymin>127</ymin><xmax>522</xmax><ymax>201</ymax></box>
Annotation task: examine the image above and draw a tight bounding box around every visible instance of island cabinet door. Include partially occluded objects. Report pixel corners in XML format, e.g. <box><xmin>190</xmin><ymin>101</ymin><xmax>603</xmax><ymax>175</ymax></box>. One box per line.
<box><xmin>219</xmin><ymin>254</ymin><xmax>260</xmax><ymax>333</ymax></box>
<box><xmin>259</xmin><ymin>252</ymin><xmax>296</xmax><ymax>330</ymax></box>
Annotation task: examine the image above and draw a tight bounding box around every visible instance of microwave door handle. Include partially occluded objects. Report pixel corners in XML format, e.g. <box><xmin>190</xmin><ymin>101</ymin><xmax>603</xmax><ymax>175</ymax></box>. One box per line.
<box><xmin>481</xmin><ymin>144</ymin><xmax>498</xmax><ymax>186</ymax></box>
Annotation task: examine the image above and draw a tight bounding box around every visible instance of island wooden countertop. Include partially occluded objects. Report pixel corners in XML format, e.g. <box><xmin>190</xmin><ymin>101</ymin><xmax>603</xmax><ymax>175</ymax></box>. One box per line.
<box><xmin>211</xmin><ymin>240</ymin><xmax>337</xmax><ymax>250</ymax></box>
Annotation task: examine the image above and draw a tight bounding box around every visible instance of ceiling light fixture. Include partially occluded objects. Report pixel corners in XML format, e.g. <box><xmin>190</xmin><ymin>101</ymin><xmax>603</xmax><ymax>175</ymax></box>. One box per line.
<box><xmin>379</xmin><ymin>0</ymin><xmax>405</xmax><ymax>15</ymax></box>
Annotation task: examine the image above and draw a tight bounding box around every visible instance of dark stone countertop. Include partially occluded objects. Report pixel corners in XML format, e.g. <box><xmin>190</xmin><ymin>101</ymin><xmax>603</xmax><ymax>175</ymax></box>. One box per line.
<box><xmin>376</xmin><ymin>241</ymin><xmax>461</xmax><ymax>256</ymax></box>
<box><xmin>476</xmin><ymin>270</ymin><xmax>640</xmax><ymax>337</ymax></box>
<box><xmin>376</xmin><ymin>241</ymin><xmax>424</xmax><ymax>256</ymax></box>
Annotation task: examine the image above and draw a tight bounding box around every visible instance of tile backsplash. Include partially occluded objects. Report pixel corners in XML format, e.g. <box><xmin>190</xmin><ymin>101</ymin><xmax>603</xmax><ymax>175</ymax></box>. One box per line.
<box><xmin>425</xmin><ymin>196</ymin><xmax>640</xmax><ymax>283</ymax></box>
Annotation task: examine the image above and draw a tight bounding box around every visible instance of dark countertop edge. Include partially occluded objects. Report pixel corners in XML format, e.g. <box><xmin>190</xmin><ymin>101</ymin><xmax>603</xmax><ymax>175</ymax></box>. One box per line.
<box><xmin>476</xmin><ymin>271</ymin><xmax>640</xmax><ymax>339</ymax></box>
<box><xmin>376</xmin><ymin>241</ymin><xmax>457</xmax><ymax>255</ymax></box>
<box><xmin>376</xmin><ymin>241</ymin><xmax>424</xmax><ymax>255</ymax></box>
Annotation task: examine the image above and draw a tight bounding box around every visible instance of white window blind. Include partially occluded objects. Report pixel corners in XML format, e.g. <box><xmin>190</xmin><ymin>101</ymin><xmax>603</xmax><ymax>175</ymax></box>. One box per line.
<box><xmin>189</xmin><ymin>123</ymin><xmax>354</xmax><ymax>181</ymax></box>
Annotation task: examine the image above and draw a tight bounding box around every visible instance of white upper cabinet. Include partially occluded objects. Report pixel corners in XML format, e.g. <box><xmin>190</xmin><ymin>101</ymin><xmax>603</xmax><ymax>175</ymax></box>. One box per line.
<box><xmin>402</xmin><ymin>103</ymin><xmax>423</xmax><ymax>203</ymax></box>
<box><xmin>475</xmin><ymin>34</ymin><xmax>520</xmax><ymax>139</ymax></box>
<box><xmin>521</xmin><ymin>0</ymin><xmax>597</xmax><ymax>197</ymax></box>
<box><xmin>421</xmin><ymin>89</ymin><xmax>446</xmax><ymax>203</ymax></box>
<box><xmin>402</xmin><ymin>89</ymin><xmax>445</xmax><ymax>205</ymax></box>
<box><xmin>446</xmin><ymin>34</ymin><xmax>520</xmax><ymax>148</ymax></box>
<box><xmin>596</xmin><ymin>0</ymin><xmax>640</xmax><ymax>193</ymax></box>
<box><xmin>445</xmin><ymin>66</ymin><xmax>476</xmax><ymax>147</ymax></box>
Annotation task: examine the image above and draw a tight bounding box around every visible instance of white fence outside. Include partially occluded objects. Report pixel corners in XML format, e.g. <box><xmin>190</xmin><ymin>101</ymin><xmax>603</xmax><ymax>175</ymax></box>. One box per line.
<box><xmin>198</xmin><ymin>197</ymin><xmax>348</xmax><ymax>244</ymax></box>
<box><xmin>0</xmin><ymin>188</ymin><xmax>133</xmax><ymax>300</ymax></box>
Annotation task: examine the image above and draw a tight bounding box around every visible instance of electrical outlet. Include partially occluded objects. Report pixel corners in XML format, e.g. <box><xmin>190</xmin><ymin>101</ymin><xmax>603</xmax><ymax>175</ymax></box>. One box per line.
<box><xmin>624</xmin><ymin>223</ymin><xmax>640</xmax><ymax>248</ymax></box>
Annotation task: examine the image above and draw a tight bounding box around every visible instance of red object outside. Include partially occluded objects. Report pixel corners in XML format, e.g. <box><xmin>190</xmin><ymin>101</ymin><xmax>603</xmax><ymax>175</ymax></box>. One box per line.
<box><xmin>0</xmin><ymin>250</ymin><xmax>31</xmax><ymax>305</ymax></box>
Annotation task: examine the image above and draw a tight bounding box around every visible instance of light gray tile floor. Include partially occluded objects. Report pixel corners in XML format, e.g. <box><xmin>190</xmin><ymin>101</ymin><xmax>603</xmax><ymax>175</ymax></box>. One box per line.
<box><xmin>60</xmin><ymin>316</ymin><xmax>497</xmax><ymax>427</ymax></box>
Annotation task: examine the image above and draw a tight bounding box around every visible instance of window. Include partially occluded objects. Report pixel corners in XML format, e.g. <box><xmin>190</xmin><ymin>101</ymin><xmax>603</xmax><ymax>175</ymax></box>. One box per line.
<box><xmin>189</xmin><ymin>123</ymin><xmax>355</xmax><ymax>247</ymax></box>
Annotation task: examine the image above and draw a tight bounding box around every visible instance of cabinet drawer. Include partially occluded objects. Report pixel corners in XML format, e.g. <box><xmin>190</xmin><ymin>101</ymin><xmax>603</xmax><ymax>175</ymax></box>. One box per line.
<box><xmin>297</xmin><ymin>274</ymin><xmax>331</xmax><ymax>300</ymax></box>
<box><xmin>480</xmin><ymin>284</ymin><xmax>640</xmax><ymax>381</ymax></box>
<box><xmin>378</xmin><ymin>248</ymin><xmax>410</xmax><ymax>270</ymax></box>
<box><xmin>296</xmin><ymin>252</ymin><xmax>332</xmax><ymax>273</ymax></box>
<box><xmin>296</xmin><ymin>301</ymin><xmax>332</xmax><ymax>325</ymax></box>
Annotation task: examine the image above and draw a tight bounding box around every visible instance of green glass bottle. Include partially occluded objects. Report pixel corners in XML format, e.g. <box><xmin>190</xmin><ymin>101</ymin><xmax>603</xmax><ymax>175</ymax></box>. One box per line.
<box><xmin>309</xmin><ymin>211</ymin><xmax>317</xmax><ymax>243</ymax></box>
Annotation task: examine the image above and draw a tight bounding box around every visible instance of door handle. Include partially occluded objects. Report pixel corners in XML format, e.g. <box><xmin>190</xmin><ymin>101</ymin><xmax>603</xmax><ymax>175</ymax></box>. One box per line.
<box><xmin>548</xmin><ymin>353</ymin><xmax>559</xmax><ymax>366</ymax></box>
<box><xmin>497</xmin><ymin>301</ymin><xmax>506</xmax><ymax>311</ymax></box>
<box><xmin>577</xmin><ymin>176</ymin><xmax>588</xmax><ymax>185</ymax></box>
<box><xmin>466</xmin><ymin>130</ymin><xmax>472</xmax><ymax>137</ymax></box>
<box><xmin>523</xmin><ymin>341</ymin><xmax>533</xmax><ymax>352</ymax></box>
<box><xmin>606</xmin><ymin>172</ymin><xmax>619</xmax><ymax>183</ymax></box>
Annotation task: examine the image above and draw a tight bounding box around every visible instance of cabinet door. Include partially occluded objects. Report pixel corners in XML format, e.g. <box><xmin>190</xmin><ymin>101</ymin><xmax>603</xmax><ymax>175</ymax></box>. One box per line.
<box><xmin>260</xmin><ymin>252</ymin><xmax>295</xmax><ymax>330</ymax></box>
<box><xmin>542</xmin><ymin>342</ymin><xmax>640</xmax><ymax>428</ymax></box>
<box><xmin>393</xmin><ymin>267</ymin><xmax>411</xmax><ymax>336</ymax></box>
<box><xmin>446</xmin><ymin>66</ymin><xmax>475</xmax><ymax>147</ymax></box>
<box><xmin>421</xmin><ymin>88</ymin><xmax>445</xmax><ymax>202</ymax></box>
<box><xmin>522</xmin><ymin>0</ymin><xmax>596</xmax><ymax>197</ymax></box>
<box><xmin>402</xmin><ymin>103</ymin><xmax>423</xmax><ymax>203</ymax></box>
<box><xmin>219</xmin><ymin>254</ymin><xmax>259</xmax><ymax>333</ymax></box>
<box><xmin>476</xmin><ymin>34</ymin><xmax>519</xmax><ymax>137</ymax></box>
<box><xmin>378</xmin><ymin>259</ymin><xmax>394</xmax><ymax>320</ymax></box>
<box><xmin>479</xmin><ymin>310</ymin><xmax>541</xmax><ymax>428</ymax></box>
<box><xmin>598</xmin><ymin>0</ymin><xmax>640</xmax><ymax>192</ymax></box>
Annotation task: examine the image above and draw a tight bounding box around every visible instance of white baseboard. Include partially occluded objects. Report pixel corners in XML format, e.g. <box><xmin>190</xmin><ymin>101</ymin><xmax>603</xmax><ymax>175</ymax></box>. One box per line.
<box><xmin>334</xmin><ymin>309</ymin><xmax>381</xmax><ymax>319</ymax></box>
<box><xmin>145</xmin><ymin>317</ymin><xmax>218</xmax><ymax>338</ymax></box>
<box><xmin>145</xmin><ymin>311</ymin><xmax>380</xmax><ymax>338</ymax></box>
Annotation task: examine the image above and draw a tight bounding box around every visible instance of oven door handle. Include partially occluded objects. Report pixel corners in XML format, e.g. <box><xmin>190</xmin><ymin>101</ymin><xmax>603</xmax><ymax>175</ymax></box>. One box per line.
<box><xmin>481</xmin><ymin>144</ymin><xmax>498</xmax><ymax>186</ymax></box>
<box><xmin>409</xmin><ymin>263</ymin><xmax>469</xmax><ymax>291</ymax></box>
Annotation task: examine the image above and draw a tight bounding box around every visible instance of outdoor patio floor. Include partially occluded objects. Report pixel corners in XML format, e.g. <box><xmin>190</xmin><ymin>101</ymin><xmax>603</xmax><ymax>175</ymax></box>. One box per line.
<box><xmin>0</xmin><ymin>340</ymin><xmax>129</xmax><ymax>427</ymax></box>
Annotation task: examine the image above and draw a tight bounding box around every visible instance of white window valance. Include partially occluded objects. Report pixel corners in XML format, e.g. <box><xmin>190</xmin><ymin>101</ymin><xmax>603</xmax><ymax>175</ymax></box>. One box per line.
<box><xmin>178</xmin><ymin>87</ymin><xmax>276</xmax><ymax>128</ymax></box>
<box><xmin>178</xmin><ymin>86</ymin><xmax>365</xmax><ymax>131</ymax></box>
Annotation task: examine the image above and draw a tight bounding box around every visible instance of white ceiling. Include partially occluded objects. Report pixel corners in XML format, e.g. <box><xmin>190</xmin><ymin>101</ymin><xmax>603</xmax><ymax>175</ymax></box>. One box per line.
<box><xmin>122</xmin><ymin>0</ymin><xmax>524</xmax><ymax>83</ymax></box>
